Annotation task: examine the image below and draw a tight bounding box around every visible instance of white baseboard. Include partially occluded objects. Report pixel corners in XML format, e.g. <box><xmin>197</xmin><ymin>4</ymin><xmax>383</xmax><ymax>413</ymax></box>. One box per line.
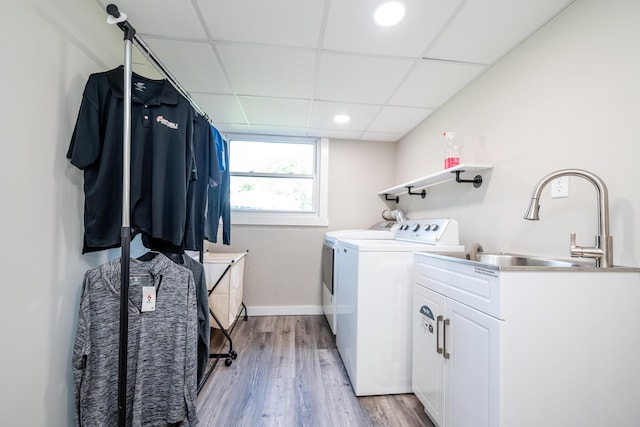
<box><xmin>245</xmin><ymin>305</ymin><xmax>323</xmax><ymax>317</ymax></box>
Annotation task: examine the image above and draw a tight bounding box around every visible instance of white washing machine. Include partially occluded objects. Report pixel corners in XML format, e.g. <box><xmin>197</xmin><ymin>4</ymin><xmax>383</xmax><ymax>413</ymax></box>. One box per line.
<box><xmin>322</xmin><ymin>221</ymin><xmax>398</xmax><ymax>335</ymax></box>
<box><xmin>335</xmin><ymin>218</ymin><xmax>465</xmax><ymax>396</ymax></box>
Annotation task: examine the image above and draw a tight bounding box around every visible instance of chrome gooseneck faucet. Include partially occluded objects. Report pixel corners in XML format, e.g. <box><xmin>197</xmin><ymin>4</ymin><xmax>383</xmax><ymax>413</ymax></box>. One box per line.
<box><xmin>523</xmin><ymin>169</ymin><xmax>613</xmax><ymax>268</ymax></box>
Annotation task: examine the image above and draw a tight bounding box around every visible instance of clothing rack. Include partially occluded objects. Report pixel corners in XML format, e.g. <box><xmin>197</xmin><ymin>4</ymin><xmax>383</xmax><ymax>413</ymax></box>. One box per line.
<box><xmin>105</xmin><ymin>5</ymin><xmax>212</xmax><ymax>426</ymax></box>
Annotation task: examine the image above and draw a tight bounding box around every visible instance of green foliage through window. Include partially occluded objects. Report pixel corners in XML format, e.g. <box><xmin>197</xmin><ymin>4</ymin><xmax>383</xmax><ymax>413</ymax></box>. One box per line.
<box><xmin>228</xmin><ymin>136</ymin><xmax>318</xmax><ymax>213</ymax></box>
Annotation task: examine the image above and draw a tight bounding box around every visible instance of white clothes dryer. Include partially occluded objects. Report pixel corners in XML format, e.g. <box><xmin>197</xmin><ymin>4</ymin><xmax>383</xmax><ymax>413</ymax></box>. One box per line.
<box><xmin>335</xmin><ymin>218</ymin><xmax>465</xmax><ymax>396</ymax></box>
<box><xmin>322</xmin><ymin>221</ymin><xmax>398</xmax><ymax>334</ymax></box>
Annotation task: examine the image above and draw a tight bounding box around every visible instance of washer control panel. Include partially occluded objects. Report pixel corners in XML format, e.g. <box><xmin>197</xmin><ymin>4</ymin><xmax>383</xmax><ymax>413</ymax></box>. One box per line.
<box><xmin>396</xmin><ymin>218</ymin><xmax>459</xmax><ymax>245</ymax></box>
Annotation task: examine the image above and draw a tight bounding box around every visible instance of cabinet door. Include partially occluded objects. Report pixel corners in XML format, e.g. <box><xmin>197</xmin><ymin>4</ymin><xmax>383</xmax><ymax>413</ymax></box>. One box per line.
<box><xmin>413</xmin><ymin>284</ymin><xmax>446</xmax><ymax>427</ymax></box>
<box><xmin>445</xmin><ymin>298</ymin><xmax>501</xmax><ymax>427</ymax></box>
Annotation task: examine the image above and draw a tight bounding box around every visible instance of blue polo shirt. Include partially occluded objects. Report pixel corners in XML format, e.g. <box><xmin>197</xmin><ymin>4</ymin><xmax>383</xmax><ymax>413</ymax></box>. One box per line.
<box><xmin>184</xmin><ymin>114</ymin><xmax>221</xmax><ymax>250</ymax></box>
<box><xmin>67</xmin><ymin>66</ymin><xmax>195</xmax><ymax>253</ymax></box>
<box><xmin>205</xmin><ymin>128</ymin><xmax>230</xmax><ymax>245</ymax></box>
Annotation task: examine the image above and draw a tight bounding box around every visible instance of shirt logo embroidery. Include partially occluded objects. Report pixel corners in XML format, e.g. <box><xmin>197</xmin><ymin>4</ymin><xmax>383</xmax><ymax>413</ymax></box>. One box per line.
<box><xmin>156</xmin><ymin>116</ymin><xmax>179</xmax><ymax>130</ymax></box>
<box><xmin>133</xmin><ymin>82</ymin><xmax>147</xmax><ymax>93</ymax></box>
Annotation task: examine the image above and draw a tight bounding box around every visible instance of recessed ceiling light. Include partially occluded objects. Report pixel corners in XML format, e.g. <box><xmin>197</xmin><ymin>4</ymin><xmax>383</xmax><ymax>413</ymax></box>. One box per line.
<box><xmin>334</xmin><ymin>114</ymin><xmax>351</xmax><ymax>124</ymax></box>
<box><xmin>374</xmin><ymin>1</ymin><xmax>405</xmax><ymax>27</ymax></box>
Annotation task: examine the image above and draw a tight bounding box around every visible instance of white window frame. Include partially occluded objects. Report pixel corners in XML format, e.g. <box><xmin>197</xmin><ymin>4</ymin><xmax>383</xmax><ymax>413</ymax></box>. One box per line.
<box><xmin>226</xmin><ymin>134</ymin><xmax>329</xmax><ymax>227</ymax></box>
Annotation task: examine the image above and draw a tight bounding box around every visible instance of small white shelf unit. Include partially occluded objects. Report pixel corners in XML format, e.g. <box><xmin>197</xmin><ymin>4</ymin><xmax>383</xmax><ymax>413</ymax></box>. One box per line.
<box><xmin>379</xmin><ymin>164</ymin><xmax>493</xmax><ymax>203</ymax></box>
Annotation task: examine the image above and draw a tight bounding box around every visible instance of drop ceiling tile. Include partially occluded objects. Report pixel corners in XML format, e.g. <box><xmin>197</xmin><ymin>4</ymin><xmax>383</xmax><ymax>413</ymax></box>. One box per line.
<box><xmin>367</xmin><ymin>106</ymin><xmax>433</xmax><ymax>134</ymax></box>
<box><xmin>315</xmin><ymin>53</ymin><xmax>414</xmax><ymax>104</ymax></box>
<box><xmin>191</xmin><ymin>93</ymin><xmax>246</xmax><ymax>124</ymax></box>
<box><xmin>217</xmin><ymin>123</ymin><xmax>252</xmax><ymax>135</ymax></box>
<box><xmin>249</xmin><ymin>125</ymin><xmax>310</xmax><ymax>137</ymax></box>
<box><xmin>195</xmin><ymin>0</ymin><xmax>325</xmax><ymax>48</ymax></box>
<box><xmin>239</xmin><ymin>97</ymin><xmax>311</xmax><ymax>128</ymax></box>
<box><xmin>143</xmin><ymin>38</ymin><xmax>231</xmax><ymax>93</ymax></box>
<box><xmin>361</xmin><ymin>132</ymin><xmax>404</xmax><ymax>142</ymax></box>
<box><xmin>132</xmin><ymin>50</ymin><xmax>163</xmax><ymax>79</ymax></box>
<box><xmin>425</xmin><ymin>0</ymin><xmax>574</xmax><ymax>63</ymax></box>
<box><xmin>96</xmin><ymin>0</ymin><xmax>207</xmax><ymax>40</ymax></box>
<box><xmin>310</xmin><ymin>129</ymin><xmax>364</xmax><ymax>140</ymax></box>
<box><xmin>390</xmin><ymin>60</ymin><xmax>486</xmax><ymax>108</ymax></box>
<box><xmin>323</xmin><ymin>0</ymin><xmax>463</xmax><ymax>57</ymax></box>
<box><xmin>309</xmin><ymin>101</ymin><xmax>381</xmax><ymax>131</ymax></box>
<box><xmin>217</xmin><ymin>45</ymin><xmax>316</xmax><ymax>99</ymax></box>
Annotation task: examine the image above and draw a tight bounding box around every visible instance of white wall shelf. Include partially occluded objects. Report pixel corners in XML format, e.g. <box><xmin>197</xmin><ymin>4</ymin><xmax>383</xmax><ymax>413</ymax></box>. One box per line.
<box><xmin>378</xmin><ymin>164</ymin><xmax>493</xmax><ymax>203</ymax></box>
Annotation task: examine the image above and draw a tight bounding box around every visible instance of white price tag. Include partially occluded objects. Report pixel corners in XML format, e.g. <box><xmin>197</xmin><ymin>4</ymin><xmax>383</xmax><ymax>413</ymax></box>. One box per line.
<box><xmin>141</xmin><ymin>286</ymin><xmax>156</xmax><ymax>312</ymax></box>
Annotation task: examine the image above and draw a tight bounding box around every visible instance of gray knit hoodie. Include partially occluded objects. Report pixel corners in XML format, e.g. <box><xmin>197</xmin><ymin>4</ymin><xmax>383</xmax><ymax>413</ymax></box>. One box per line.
<box><xmin>73</xmin><ymin>255</ymin><xmax>199</xmax><ymax>426</ymax></box>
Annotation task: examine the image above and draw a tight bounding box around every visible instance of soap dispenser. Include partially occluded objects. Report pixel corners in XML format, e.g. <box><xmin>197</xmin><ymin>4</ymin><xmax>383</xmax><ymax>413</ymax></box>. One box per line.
<box><xmin>443</xmin><ymin>131</ymin><xmax>460</xmax><ymax>169</ymax></box>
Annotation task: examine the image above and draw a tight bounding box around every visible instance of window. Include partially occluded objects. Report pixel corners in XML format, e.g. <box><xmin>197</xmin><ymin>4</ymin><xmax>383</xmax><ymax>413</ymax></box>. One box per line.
<box><xmin>227</xmin><ymin>134</ymin><xmax>328</xmax><ymax>226</ymax></box>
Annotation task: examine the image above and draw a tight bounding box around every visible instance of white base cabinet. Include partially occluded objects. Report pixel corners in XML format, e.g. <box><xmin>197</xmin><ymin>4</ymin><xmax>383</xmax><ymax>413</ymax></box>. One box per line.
<box><xmin>412</xmin><ymin>252</ymin><xmax>640</xmax><ymax>427</ymax></box>
<box><xmin>413</xmin><ymin>283</ymin><xmax>500</xmax><ymax>427</ymax></box>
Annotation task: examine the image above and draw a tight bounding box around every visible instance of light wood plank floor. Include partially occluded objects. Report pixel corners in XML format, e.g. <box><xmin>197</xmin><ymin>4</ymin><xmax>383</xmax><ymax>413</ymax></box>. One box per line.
<box><xmin>194</xmin><ymin>315</ymin><xmax>434</xmax><ymax>427</ymax></box>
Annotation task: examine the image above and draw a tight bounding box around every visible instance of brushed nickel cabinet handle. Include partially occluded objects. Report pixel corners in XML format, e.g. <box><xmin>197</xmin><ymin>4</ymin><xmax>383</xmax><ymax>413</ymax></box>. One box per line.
<box><xmin>436</xmin><ymin>315</ymin><xmax>443</xmax><ymax>354</ymax></box>
<box><xmin>443</xmin><ymin>318</ymin><xmax>451</xmax><ymax>359</ymax></box>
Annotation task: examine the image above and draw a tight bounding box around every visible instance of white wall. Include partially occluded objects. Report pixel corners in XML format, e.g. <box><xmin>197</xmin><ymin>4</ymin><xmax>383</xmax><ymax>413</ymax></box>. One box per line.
<box><xmin>0</xmin><ymin>1</ymin><xmax>124</xmax><ymax>425</ymax></box>
<box><xmin>207</xmin><ymin>138</ymin><xmax>396</xmax><ymax>313</ymax></box>
<box><xmin>394</xmin><ymin>0</ymin><xmax>640</xmax><ymax>267</ymax></box>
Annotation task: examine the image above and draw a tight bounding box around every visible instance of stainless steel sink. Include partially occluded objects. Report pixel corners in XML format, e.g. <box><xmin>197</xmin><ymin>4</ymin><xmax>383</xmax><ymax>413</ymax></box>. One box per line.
<box><xmin>475</xmin><ymin>252</ymin><xmax>590</xmax><ymax>268</ymax></box>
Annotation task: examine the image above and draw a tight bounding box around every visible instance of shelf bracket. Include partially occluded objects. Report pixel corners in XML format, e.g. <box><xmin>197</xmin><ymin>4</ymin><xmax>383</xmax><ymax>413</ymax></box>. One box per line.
<box><xmin>452</xmin><ymin>170</ymin><xmax>483</xmax><ymax>188</ymax></box>
<box><xmin>406</xmin><ymin>186</ymin><xmax>426</xmax><ymax>199</ymax></box>
<box><xmin>384</xmin><ymin>193</ymin><xmax>399</xmax><ymax>203</ymax></box>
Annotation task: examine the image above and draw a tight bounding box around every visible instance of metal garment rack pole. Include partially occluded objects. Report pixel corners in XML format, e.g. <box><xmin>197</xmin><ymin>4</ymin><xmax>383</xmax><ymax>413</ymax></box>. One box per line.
<box><xmin>105</xmin><ymin>5</ymin><xmax>134</xmax><ymax>426</ymax></box>
<box><xmin>105</xmin><ymin>3</ymin><xmax>213</xmax><ymax>426</ymax></box>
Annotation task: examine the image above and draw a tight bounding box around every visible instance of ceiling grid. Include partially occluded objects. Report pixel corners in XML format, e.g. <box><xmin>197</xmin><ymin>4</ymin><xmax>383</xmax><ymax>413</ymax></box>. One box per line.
<box><xmin>96</xmin><ymin>0</ymin><xmax>575</xmax><ymax>141</ymax></box>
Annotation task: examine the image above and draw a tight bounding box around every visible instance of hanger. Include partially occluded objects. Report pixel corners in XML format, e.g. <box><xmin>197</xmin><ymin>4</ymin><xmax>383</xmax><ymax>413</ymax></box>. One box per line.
<box><xmin>137</xmin><ymin>250</ymin><xmax>184</xmax><ymax>265</ymax></box>
<box><xmin>137</xmin><ymin>251</ymin><xmax>159</xmax><ymax>262</ymax></box>
<box><xmin>163</xmin><ymin>252</ymin><xmax>184</xmax><ymax>265</ymax></box>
